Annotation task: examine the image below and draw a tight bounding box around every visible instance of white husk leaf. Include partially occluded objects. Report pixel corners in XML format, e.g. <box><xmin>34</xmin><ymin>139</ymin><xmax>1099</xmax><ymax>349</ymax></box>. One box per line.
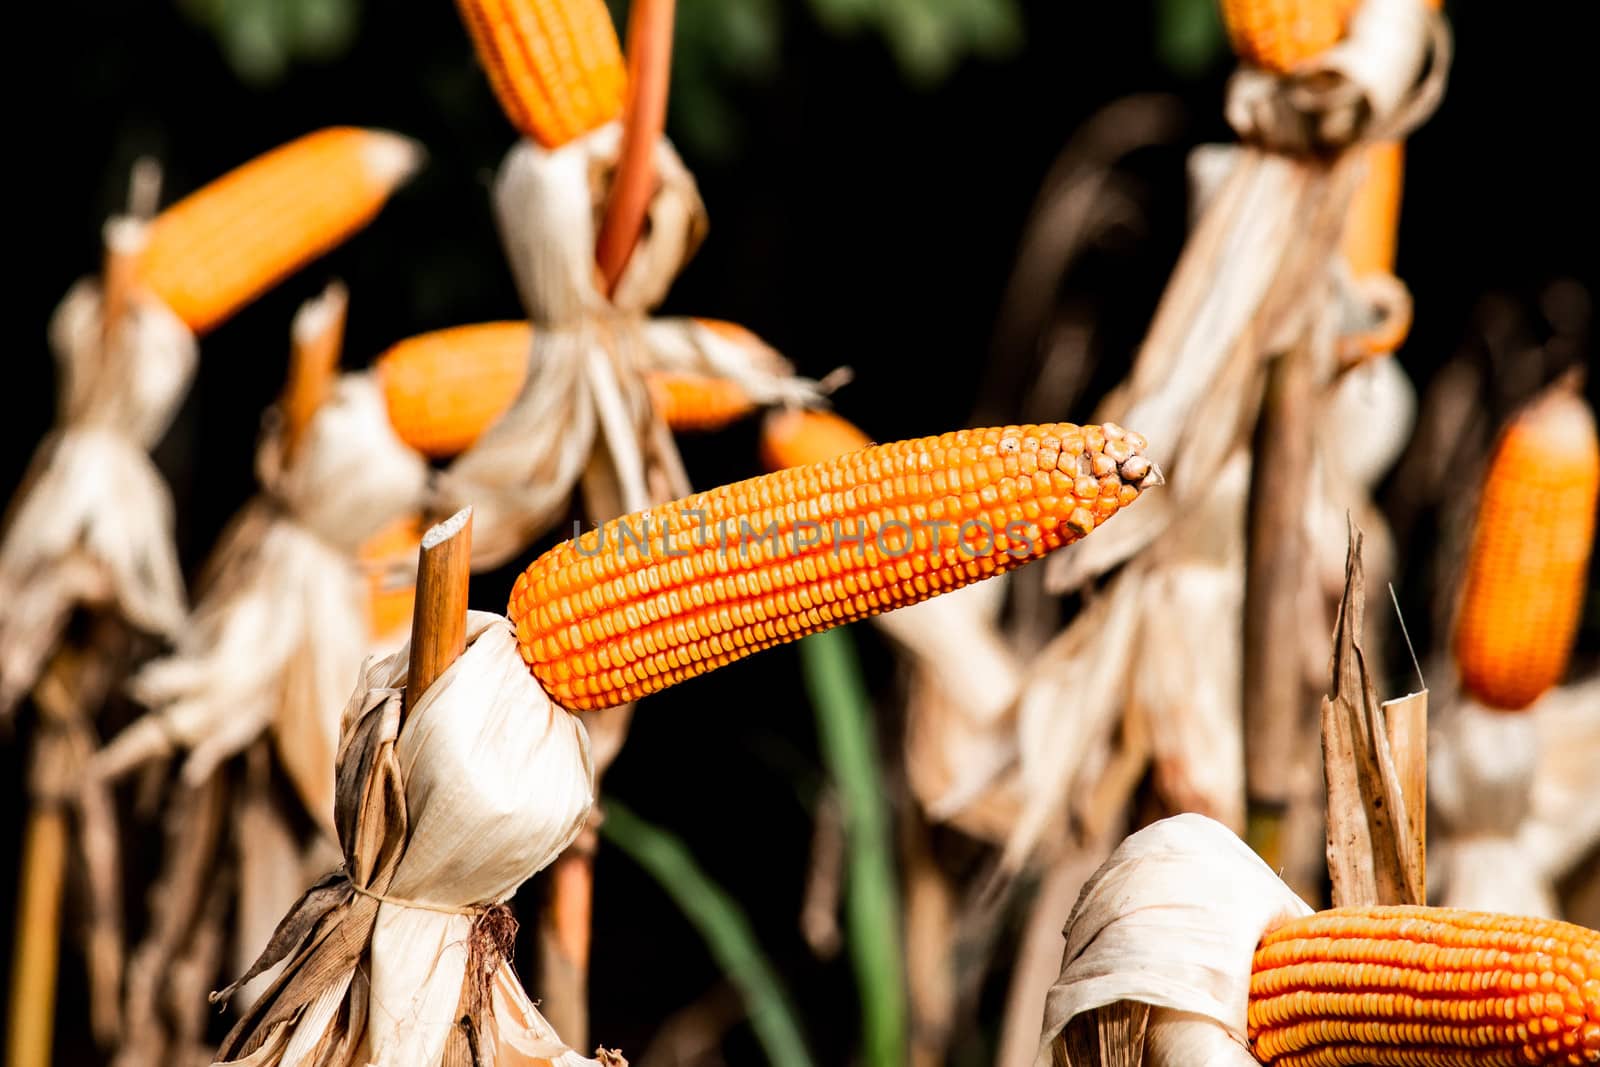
<box><xmin>215</xmin><ymin>613</ymin><xmax>598</xmax><ymax>1067</ymax></box>
<box><xmin>101</xmin><ymin>374</ymin><xmax>429</xmax><ymax>828</ymax></box>
<box><xmin>1036</xmin><ymin>814</ymin><xmax>1312</xmax><ymax>1067</ymax></box>
<box><xmin>0</xmin><ymin>277</ymin><xmax>195</xmax><ymax>712</ymax></box>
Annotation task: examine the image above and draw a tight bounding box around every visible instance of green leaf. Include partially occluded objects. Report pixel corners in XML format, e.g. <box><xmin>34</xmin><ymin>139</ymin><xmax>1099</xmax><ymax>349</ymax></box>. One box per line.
<box><xmin>600</xmin><ymin>800</ymin><xmax>816</xmax><ymax>1067</ymax></box>
<box><xmin>1156</xmin><ymin>0</ymin><xmax>1226</xmax><ymax>77</ymax></box>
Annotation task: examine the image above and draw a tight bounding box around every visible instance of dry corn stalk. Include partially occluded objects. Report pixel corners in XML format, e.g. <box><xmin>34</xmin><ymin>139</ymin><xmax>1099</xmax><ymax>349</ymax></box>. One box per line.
<box><xmin>0</xmin><ymin>221</ymin><xmax>193</xmax><ymax>717</ymax></box>
<box><xmin>97</xmin><ymin>299</ymin><xmax>429</xmax><ymax>829</ymax></box>
<box><xmin>454</xmin><ymin>0</ymin><xmax>627</xmax><ymax>148</ymax></box>
<box><xmin>138</xmin><ymin>128</ymin><xmax>423</xmax><ymax>335</ymax></box>
<box><xmin>212</xmin><ymin>613</ymin><xmax>602</xmax><ymax>1066</ymax></box>
<box><xmin>1037</xmin><ymin>814</ymin><xmax>1600</xmax><ymax>1067</ymax></box>
<box><xmin>1452</xmin><ymin>379</ymin><xmax>1597</xmax><ymax>712</ymax></box>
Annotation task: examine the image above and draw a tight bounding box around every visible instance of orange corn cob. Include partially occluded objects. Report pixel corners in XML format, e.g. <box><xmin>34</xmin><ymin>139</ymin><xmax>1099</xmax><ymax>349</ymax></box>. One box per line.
<box><xmin>358</xmin><ymin>515</ymin><xmax>424</xmax><ymax>640</ymax></box>
<box><xmin>454</xmin><ymin>0</ymin><xmax>627</xmax><ymax>148</ymax></box>
<box><xmin>1220</xmin><ymin>0</ymin><xmax>1360</xmax><ymax>72</ymax></box>
<box><xmin>138</xmin><ymin>128</ymin><xmax>422</xmax><ymax>335</ymax></box>
<box><xmin>1342</xmin><ymin>143</ymin><xmax>1404</xmax><ymax>279</ymax></box>
<box><xmin>1248</xmin><ymin>905</ymin><xmax>1600</xmax><ymax>1066</ymax></box>
<box><xmin>1454</xmin><ymin>382</ymin><xmax>1598</xmax><ymax>711</ymax></box>
<box><xmin>374</xmin><ymin>322</ymin><xmax>533</xmax><ymax>458</ymax></box>
<box><xmin>509</xmin><ymin>423</ymin><xmax>1161</xmax><ymax>711</ymax></box>
<box><xmin>645</xmin><ymin>372</ymin><xmax>757</xmax><ymax>432</ymax></box>
<box><xmin>760</xmin><ymin>409</ymin><xmax>874</xmax><ymax>472</ymax></box>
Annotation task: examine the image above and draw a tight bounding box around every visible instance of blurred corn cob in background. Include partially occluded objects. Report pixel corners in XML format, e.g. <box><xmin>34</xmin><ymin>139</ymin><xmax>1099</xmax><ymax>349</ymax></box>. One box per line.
<box><xmin>376</xmin><ymin>321</ymin><xmax>534</xmax><ymax>457</ymax></box>
<box><xmin>138</xmin><ymin>127</ymin><xmax>424</xmax><ymax>335</ymax></box>
<box><xmin>1432</xmin><ymin>378</ymin><xmax>1598</xmax><ymax>919</ymax></box>
<box><xmin>1453</xmin><ymin>379</ymin><xmax>1597</xmax><ymax>713</ymax></box>
<box><xmin>1219</xmin><ymin>0</ymin><xmax>1359</xmax><ymax>73</ymax></box>
<box><xmin>454</xmin><ymin>0</ymin><xmax>627</xmax><ymax>148</ymax></box>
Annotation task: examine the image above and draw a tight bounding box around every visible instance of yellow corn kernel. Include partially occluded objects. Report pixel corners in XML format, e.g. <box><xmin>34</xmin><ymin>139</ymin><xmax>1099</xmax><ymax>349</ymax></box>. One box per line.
<box><xmin>138</xmin><ymin>128</ymin><xmax>422</xmax><ymax>335</ymax></box>
<box><xmin>1453</xmin><ymin>381</ymin><xmax>1598</xmax><ymax>711</ymax></box>
<box><xmin>508</xmin><ymin>422</ymin><xmax>1161</xmax><ymax>711</ymax></box>
<box><xmin>760</xmin><ymin>409</ymin><xmax>874</xmax><ymax>472</ymax></box>
<box><xmin>645</xmin><ymin>372</ymin><xmax>757</xmax><ymax>432</ymax></box>
<box><xmin>374</xmin><ymin>322</ymin><xmax>533</xmax><ymax>458</ymax></box>
<box><xmin>1220</xmin><ymin>0</ymin><xmax>1359</xmax><ymax>72</ymax></box>
<box><xmin>1249</xmin><ymin>905</ymin><xmax>1600</xmax><ymax>1066</ymax></box>
<box><xmin>454</xmin><ymin>0</ymin><xmax>627</xmax><ymax>148</ymax></box>
<box><xmin>357</xmin><ymin>515</ymin><xmax>424</xmax><ymax>641</ymax></box>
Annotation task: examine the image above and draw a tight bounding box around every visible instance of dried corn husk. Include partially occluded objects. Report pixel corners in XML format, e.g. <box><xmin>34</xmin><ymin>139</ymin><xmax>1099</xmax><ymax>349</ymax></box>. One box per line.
<box><xmin>1037</xmin><ymin>814</ymin><xmax>1312</xmax><ymax>1067</ymax></box>
<box><xmin>882</xmin><ymin>577</ymin><xmax>1023</xmax><ymax>836</ymax></box>
<box><xmin>1432</xmin><ymin>678</ymin><xmax>1600</xmax><ymax>918</ymax></box>
<box><xmin>0</xmin><ymin>232</ymin><xmax>194</xmax><ymax>715</ymax></box>
<box><xmin>98</xmin><ymin>372</ymin><xmax>428</xmax><ymax>828</ymax></box>
<box><xmin>214</xmin><ymin>612</ymin><xmax>600</xmax><ymax>1066</ymax></box>
<box><xmin>435</xmin><ymin>126</ymin><xmax>825</xmax><ymax>567</ymax></box>
<box><xmin>1225</xmin><ymin>0</ymin><xmax>1448</xmax><ymax>153</ymax></box>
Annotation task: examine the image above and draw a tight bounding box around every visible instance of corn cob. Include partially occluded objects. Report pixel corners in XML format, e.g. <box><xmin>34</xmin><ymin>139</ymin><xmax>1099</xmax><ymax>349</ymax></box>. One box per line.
<box><xmin>1342</xmin><ymin>143</ymin><xmax>1404</xmax><ymax>278</ymax></box>
<box><xmin>374</xmin><ymin>322</ymin><xmax>533</xmax><ymax>457</ymax></box>
<box><xmin>760</xmin><ymin>409</ymin><xmax>874</xmax><ymax>472</ymax></box>
<box><xmin>138</xmin><ymin>128</ymin><xmax>422</xmax><ymax>335</ymax></box>
<box><xmin>645</xmin><ymin>372</ymin><xmax>757</xmax><ymax>432</ymax></box>
<box><xmin>358</xmin><ymin>515</ymin><xmax>424</xmax><ymax>639</ymax></box>
<box><xmin>1248</xmin><ymin>905</ymin><xmax>1600</xmax><ymax>1066</ymax></box>
<box><xmin>454</xmin><ymin>0</ymin><xmax>627</xmax><ymax>148</ymax></box>
<box><xmin>1220</xmin><ymin>0</ymin><xmax>1360</xmax><ymax>73</ymax></box>
<box><xmin>509</xmin><ymin>423</ymin><xmax>1161</xmax><ymax>711</ymax></box>
<box><xmin>1454</xmin><ymin>382</ymin><xmax>1598</xmax><ymax>711</ymax></box>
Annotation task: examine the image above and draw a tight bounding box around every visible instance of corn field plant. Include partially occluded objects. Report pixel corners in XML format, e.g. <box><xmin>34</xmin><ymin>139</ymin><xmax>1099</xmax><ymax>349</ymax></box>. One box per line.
<box><xmin>4</xmin><ymin>1</ymin><xmax>1599</xmax><ymax>1066</ymax></box>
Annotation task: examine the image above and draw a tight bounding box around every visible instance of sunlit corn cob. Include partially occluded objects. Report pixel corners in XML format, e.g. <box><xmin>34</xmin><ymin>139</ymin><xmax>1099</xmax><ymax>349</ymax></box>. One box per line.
<box><xmin>509</xmin><ymin>423</ymin><xmax>1162</xmax><ymax>711</ymax></box>
<box><xmin>1248</xmin><ymin>905</ymin><xmax>1600</xmax><ymax>1066</ymax></box>
<box><xmin>760</xmin><ymin>409</ymin><xmax>874</xmax><ymax>471</ymax></box>
<box><xmin>1454</xmin><ymin>383</ymin><xmax>1598</xmax><ymax>711</ymax></box>
<box><xmin>358</xmin><ymin>515</ymin><xmax>424</xmax><ymax>639</ymax></box>
<box><xmin>454</xmin><ymin>0</ymin><xmax>627</xmax><ymax>148</ymax></box>
<box><xmin>1220</xmin><ymin>0</ymin><xmax>1360</xmax><ymax>73</ymax></box>
<box><xmin>374</xmin><ymin>322</ymin><xmax>532</xmax><ymax>457</ymax></box>
<box><xmin>645</xmin><ymin>372</ymin><xmax>757</xmax><ymax>432</ymax></box>
<box><xmin>138</xmin><ymin>128</ymin><xmax>422</xmax><ymax>335</ymax></box>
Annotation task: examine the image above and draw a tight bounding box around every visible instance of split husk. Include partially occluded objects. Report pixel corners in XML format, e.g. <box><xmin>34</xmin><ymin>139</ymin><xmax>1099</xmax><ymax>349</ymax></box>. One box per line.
<box><xmin>214</xmin><ymin>613</ymin><xmax>601</xmax><ymax>1066</ymax></box>
<box><xmin>99</xmin><ymin>370</ymin><xmax>429</xmax><ymax>828</ymax></box>
<box><xmin>0</xmin><ymin>222</ymin><xmax>194</xmax><ymax>715</ymax></box>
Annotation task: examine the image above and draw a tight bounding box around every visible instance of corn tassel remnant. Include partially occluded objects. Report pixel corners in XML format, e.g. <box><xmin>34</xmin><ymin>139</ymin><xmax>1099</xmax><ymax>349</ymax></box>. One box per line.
<box><xmin>1248</xmin><ymin>905</ymin><xmax>1600</xmax><ymax>1066</ymax></box>
<box><xmin>1454</xmin><ymin>383</ymin><xmax>1598</xmax><ymax>711</ymax></box>
<box><xmin>509</xmin><ymin>423</ymin><xmax>1162</xmax><ymax>711</ymax></box>
<box><xmin>138</xmin><ymin>128</ymin><xmax>422</xmax><ymax>335</ymax></box>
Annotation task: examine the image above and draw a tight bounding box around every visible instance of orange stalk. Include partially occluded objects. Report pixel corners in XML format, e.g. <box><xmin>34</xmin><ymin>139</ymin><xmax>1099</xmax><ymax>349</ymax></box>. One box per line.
<box><xmin>595</xmin><ymin>0</ymin><xmax>675</xmax><ymax>294</ymax></box>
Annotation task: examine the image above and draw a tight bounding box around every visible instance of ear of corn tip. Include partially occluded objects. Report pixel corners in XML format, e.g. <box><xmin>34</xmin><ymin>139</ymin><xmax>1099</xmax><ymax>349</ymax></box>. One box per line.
<box><xmin>454</xmin><ymin>0</ymin><xmax>627</xmax><ymax>148</ymax></box>
<box><xmin>1248</xmin><ymin>905</ymin><xmax>1600</xmax><ymax>1066</ymax></box>
<box><xmin>760</xmin><ymin>408</ymin><xmax>875</xmax><ymax>471</ymax></box>
<box><xmin>137</xmin><ymin>128</ymin><xmax>423</xmax><ymax>335</ymax></box>
<box><xmin>508</xmin><ymin>422</ymin><xmax>1161</xmax><ymax>711</ymax></box>
<box><xmin>374</xmin><ymin>321</ymin><xmax>533</xmax><ymax>457</ymax></box>
<box><xmin>1453</xmin><ymin>382</ymin><xmax>1598</xmax><ymax>712</ymax></box>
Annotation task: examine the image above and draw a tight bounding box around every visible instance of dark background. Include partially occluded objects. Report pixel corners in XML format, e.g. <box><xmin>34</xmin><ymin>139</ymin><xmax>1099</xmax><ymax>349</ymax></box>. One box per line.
<box><xmin>3</xmin><ymin>1</ymin><xmax>1596</xmax><ymax>1064</ymax></box>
